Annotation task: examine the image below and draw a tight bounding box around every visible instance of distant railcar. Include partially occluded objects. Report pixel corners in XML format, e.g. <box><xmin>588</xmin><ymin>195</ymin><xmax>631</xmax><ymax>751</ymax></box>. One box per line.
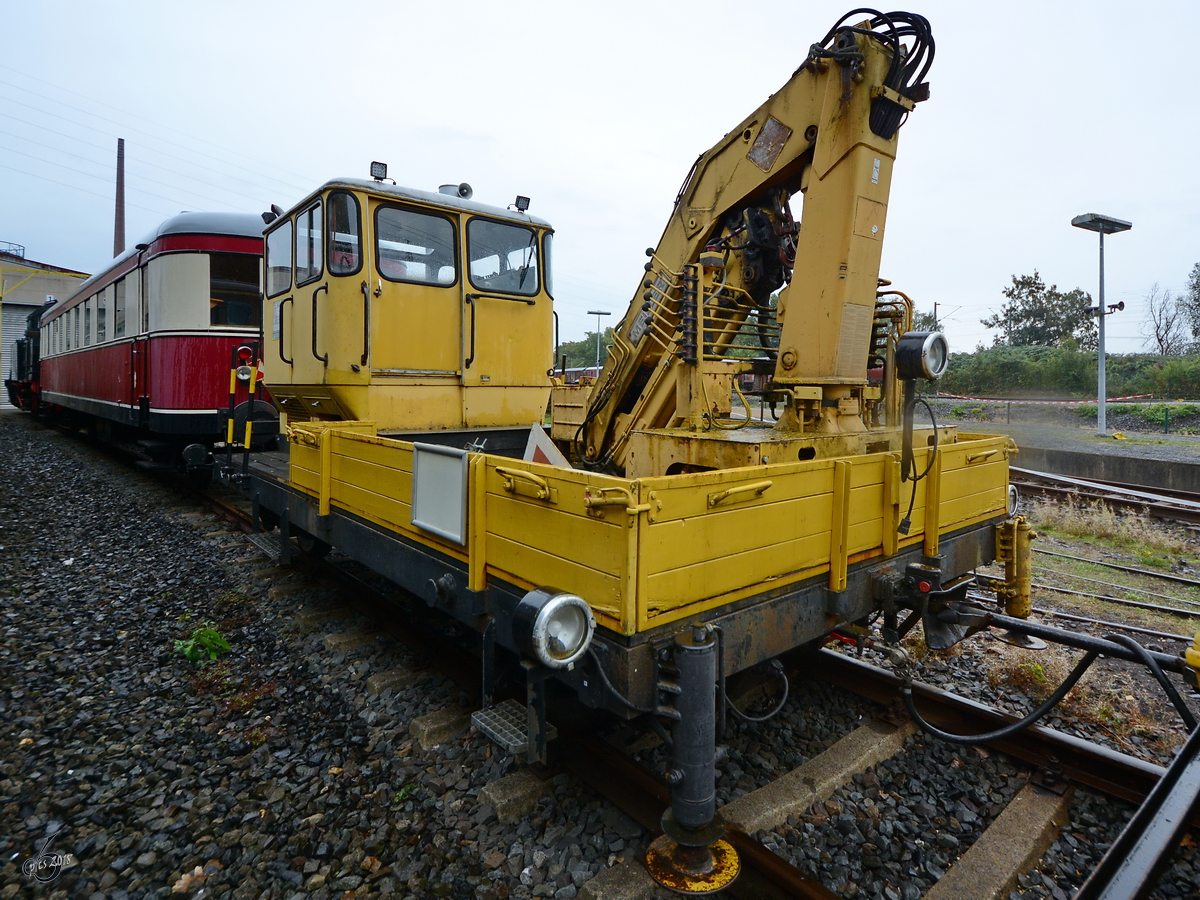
<box><xmin>33</xmin><ymin>212</ymin><xmax>277</xmax><ymax>475</ymax></box>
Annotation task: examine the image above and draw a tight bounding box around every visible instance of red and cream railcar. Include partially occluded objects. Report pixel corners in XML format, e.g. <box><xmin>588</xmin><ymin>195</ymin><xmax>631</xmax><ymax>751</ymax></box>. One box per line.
<box><xmin>37</xmin><ymin>212</ymin><xmax>276</xmax><ymax>450</ymax></box>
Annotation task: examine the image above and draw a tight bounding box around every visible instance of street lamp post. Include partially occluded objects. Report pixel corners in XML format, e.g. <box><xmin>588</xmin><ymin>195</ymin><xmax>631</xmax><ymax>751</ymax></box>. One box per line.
<box><xmin>587</xmin><ymin>309</ymin><xmax>610</xmax><ymax>375</ymax></box>
<box><xmin>1071</xmin><ymin>213</ymin><xmax>1132</xmax><ymax>435</ymax></box>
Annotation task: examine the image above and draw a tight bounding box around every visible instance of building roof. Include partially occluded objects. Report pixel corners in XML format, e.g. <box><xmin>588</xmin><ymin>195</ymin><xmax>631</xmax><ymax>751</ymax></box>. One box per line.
<box><xmin>0</xmin><ymin>249</ymin><xmax>89</xmax><ymax>278</ymax></box>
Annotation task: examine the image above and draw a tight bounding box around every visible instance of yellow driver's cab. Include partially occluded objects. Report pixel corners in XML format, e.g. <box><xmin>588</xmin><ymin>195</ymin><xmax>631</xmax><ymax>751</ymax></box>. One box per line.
<box><xmin>262</xmin><ymin>176</ymin><xmax>555</xmax><ymax>440</ymax></box>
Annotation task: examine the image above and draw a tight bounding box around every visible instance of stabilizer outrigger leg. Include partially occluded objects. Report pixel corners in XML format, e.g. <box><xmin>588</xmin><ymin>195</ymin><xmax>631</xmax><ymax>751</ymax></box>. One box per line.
<box><xmin>645</xmin><ymin>626</ymin><xmax>740</xmax><ymax>894</ymax></box>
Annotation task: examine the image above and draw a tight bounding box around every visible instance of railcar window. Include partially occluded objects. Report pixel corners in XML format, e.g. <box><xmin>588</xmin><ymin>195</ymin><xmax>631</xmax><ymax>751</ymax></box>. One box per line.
<box><xmin>265</xmin><ymin>221</ymin><xmax>293</xmax><ymax>297</ymax></box>
<box><xmin>295</xmin><ymin>203</ymin><xmax>323</xmax><ymax>286</ymax></box>
<box><xmin>543</xmin><ymin>232</ymin><xmax>554</xmax><ymax>297</ymax></box>
<box><xmin>328</xmin><ymin>192</ymin><xmax>361</xmax><ymax>276</ymax></box>
<box><xmin>84</xmin><ymin>301</ymin><xmax>92</xmax><ymax>345</ymax></box>
<box><xmin>375</xmin><ymin>206</ymin><xmax>457</xmax><ymax>286</ymax></box>
<box><xmin>210</xmin><ymin>253</ymin><xmax>261</xmax><ymax>327</ymax></box>
<box><xmin>467</xmin><ymin>218</ymin><xmax>539</xmax><ymax>296</ymax></box>
<box><xmin>97</xmin><ymin>289</ymin><xmax>106</xmax><ymax>341</ymax></box>
<box><xmin>114</xmin><ymin>279</ymin><xmax>126</xmax><ymax>338</ymax></box>
<box><xmin>73</xmin><ymin>307</ymin><xmax>79</xmax><ymax>349</ymax></box>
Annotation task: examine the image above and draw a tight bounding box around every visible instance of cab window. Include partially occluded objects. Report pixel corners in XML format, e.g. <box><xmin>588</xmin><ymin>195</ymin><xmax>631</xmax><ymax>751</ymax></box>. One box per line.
<box><xmin>328</xmin><ymin>192</ymin><xmax>362</xmax><ymax>275</ymax></box>
<box><xmin>375</xmin><ymin>206</ymin><xmax>457</xmax><ymax>286</ymax></box>
<box><xmin>468</xmin><ymin>218</ymin><xmax>539</xmax><ymax>296</ymax></box>
<box><xmin>265</xmin><ymin>220</ymin><xmax>293</xmax><ymax>297</ymax></box>
<box><xmin>210</xmin><ymin>253</ymin><xmax>261</xmax><ymax>326</ymax></box>
<box><xmin>295</xmin><ymin>202</ymin><xmax>323</xmax><ymax>286</ymax></box>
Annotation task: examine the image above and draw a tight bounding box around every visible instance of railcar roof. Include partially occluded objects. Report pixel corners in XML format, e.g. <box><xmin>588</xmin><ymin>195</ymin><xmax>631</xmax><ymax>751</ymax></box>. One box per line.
<box><xmin>45</xmin><ymin>211</ymin><xmax>264</xmax><ymax>320</ymax></box>
<box><xmin>304</xmin><ymin>179</ymin><xmax>552</xmax><ymax>229</ymax></box>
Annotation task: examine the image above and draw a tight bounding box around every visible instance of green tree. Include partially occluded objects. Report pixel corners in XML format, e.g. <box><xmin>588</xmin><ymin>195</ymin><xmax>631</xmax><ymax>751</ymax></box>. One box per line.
<box><xmin>555</xmin><ymin>327</ymin><xmax>615</xmax><ymax>370</ymax></box>
<box><xmin>1182</xmin><ymin>262</ymin><xmax>1200</xmax><ymax>343</ymax></box>
<box><xmin>913</xmin><ymin>308</ymin><xmax>939</xmax><ymax>331</ymax></box>
<box><xmin>981</xmin><ymin>271</ymin><xmax>1096</xmax><ymax>349</ymax></box>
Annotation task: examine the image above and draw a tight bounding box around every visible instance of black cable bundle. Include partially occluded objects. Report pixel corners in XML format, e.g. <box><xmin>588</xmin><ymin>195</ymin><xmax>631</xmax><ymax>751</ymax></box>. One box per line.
<box><xmin>808</xmin><ymin>9</ymin><xmax>935</xmax><ymax>140</ymax></box>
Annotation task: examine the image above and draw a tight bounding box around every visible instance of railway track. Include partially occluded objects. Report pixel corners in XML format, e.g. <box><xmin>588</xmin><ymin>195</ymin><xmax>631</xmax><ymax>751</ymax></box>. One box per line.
<box><xmin>209</xmin><ymin>488</ymin><xmax>1199</xmax><ymax>899</ymax></box>
<box><xmin>26</xmin><ymin>419</ymin><xmax>1200</xmax><ymax>897</ymax></box>
<box><xmin>1012</xmin><ymin>466</ymin><xmax>1200</xmax><ymax>525</ymax></box>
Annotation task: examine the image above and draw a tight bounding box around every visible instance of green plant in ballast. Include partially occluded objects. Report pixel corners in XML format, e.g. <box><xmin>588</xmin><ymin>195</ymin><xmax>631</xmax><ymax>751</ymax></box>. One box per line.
<box><xmin>175</xmin><ymin>623</ymin><xmax>231</xmax><ymax>661</ymax></box>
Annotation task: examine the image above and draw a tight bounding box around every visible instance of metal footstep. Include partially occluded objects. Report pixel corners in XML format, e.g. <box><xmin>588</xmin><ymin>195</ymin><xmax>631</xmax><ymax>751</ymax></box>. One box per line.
<box><xmin>245</xmin><ymin>531</ymin><xmax>282</xmax><ymax>562</ymax></box>
<box><xmin>472</xmin><ymin>699</ymin><xmax>557</xmax><ymax>754</ymax></box>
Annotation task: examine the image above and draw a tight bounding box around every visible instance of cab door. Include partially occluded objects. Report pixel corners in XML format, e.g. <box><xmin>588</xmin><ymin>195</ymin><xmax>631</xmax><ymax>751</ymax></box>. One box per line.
<box><xmin>461</xmin><ymin>217</ymin><xmax>552</xmax><ymax>424</ymax></box>
<box><xmin>368</xmin><ymin>201</ymin><xmax>462</xmax><ymax>378</ymax></box>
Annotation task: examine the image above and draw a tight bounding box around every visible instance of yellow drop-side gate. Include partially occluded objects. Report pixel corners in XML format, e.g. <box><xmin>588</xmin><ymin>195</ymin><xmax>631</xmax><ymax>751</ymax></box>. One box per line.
<box><xmin>269</xmin><ymin>419</ymin><xmax>1012</xmax><ymax>638</ymax></box>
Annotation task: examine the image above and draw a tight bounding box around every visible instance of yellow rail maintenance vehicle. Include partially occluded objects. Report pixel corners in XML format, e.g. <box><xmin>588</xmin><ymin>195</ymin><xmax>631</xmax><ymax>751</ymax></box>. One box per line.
<box><xmin>248</xmin><ymin>10</ymin><xmax>1035</xmax><ymax>892</ymax></box>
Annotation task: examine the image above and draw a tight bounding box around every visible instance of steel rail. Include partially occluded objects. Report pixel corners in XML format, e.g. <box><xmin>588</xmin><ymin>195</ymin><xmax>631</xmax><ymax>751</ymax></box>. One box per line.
<box><xmin>1011</xmin><ymin>467</ymin><xmax>1200</xmax><ymax>511</ymax></box>
<box><xmin>806</xmin><ymin>648</ymin><xmax>1167</xmax><ymax>805</ymax></box>
<box><xmin>1034</xmin><ymin>547</ymin><xmax>1200</xmax><ymax>589</ymax></box>
<box><xmin>1013</xmin><ymin>480</ymin><xmax>1200</xmax><ymax>526</ymax></box>
<box><xmin>966</xmin><ymin>590</ymin><xmax>1194</xmax><ymax>644</ymax></box>
<box><xmin>1033</xmin><ymin>565</ymin><xmax>1200</xmax><ymax>609</ymax></box>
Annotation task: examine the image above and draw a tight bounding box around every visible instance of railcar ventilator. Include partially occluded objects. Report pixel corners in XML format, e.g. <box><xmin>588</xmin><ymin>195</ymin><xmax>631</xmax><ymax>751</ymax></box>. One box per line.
<box><xmin>247</xmin><ymin>10</ymin><xmax>1155</xmax><ymax>893</ymax></box>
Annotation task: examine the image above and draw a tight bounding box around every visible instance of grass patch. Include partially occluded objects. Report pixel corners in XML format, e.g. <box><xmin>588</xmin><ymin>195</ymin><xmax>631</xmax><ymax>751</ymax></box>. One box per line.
<box><xmin>1027</xmin><ymin>498</ymin><xmax>1189</xmax><ymax>556</ymax></box>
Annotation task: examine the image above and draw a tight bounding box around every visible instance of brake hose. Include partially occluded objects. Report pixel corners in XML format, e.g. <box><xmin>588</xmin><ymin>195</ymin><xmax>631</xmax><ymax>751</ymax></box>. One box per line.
<box><xmin>903</xmin><ymin>649</ymin><xmax>1099</xmax><ymax>745</ymax></box>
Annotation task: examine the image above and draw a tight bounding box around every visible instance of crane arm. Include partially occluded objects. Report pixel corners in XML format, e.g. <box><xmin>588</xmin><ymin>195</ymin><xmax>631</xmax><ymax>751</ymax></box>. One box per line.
<box><xmin>573</xmin><ymin>10</ymin><xmax>933</xmax><ymax>473</ymax></box>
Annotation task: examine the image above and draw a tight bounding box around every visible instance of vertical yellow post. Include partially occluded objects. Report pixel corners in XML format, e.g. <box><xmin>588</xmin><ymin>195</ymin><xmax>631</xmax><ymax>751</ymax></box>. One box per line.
<box><xmin>318</xmin><ymin>429</ymin><xmax>332</xmax><ymax>516</ymax></box>
<box><xmin>624</xmin><ymin>481</ymin><xmax>641</xmax><ymax>636</ymax></box>
<box><xmin>922</xmin><ymin>448</ymin><xmax>942</xmax><ymax>558</ymax></box>
<box><xmin>468</xmin><ymin>454</ymin><xmax>488</xmax><ymax>592</ymax></box>
<box><xmin>829</xmin><ymin>460</ymin><xmax>851</xmax><ymax>591</ymax></box>
<box><xmin>882</xmin><ymin>453</ymin><xmax>901</xmax><ymax>556</ymax></box>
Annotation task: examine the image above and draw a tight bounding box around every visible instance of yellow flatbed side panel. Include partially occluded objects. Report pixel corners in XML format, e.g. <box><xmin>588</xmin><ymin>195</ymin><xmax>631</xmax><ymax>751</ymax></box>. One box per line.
<box><xmin>281</xmin><ymin>425</ymin><xmax>1012</xmax><ymax>637</ymax></box>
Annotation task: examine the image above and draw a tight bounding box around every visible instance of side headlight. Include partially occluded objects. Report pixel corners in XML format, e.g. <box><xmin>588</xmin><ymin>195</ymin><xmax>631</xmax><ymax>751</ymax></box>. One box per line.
<box><xmin>1007</xmin><ymin>484</ymin><xmax>1020</xmax><ymax>517</ymax></box>
<box><xmin>513</xmin><ymin>588</ymin><xmax>595</xmax><ymax>669</ymax></box>
<box><xmin>896</xmin><ymin>331</ymin><xmax>949</xmax><ymax>381</ymax></box>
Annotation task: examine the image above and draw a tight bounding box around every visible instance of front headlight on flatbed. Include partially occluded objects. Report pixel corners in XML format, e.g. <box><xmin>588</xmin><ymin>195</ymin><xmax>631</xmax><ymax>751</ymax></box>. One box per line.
<box><xmin>513</xmin><ymin>588</ymin><xmax>595</xmax><ymax>669</ymax></box>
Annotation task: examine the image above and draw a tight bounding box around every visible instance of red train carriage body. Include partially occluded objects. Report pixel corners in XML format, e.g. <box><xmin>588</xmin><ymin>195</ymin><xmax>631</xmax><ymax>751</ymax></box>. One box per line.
<box><xmin>37</xmin><ymin>212</ymin><xmax>274</xmax><ymax>441</ymax></box>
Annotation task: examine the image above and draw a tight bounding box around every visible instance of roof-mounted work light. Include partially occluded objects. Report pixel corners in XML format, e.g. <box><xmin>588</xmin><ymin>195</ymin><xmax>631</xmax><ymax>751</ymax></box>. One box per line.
<box><xmin>370</xmin><ymin>161</ymin><xmax>388</xmax><ymax>181</ymax></box>
<box><xmin>514</xmin><ymin>195</ymin><xmax>530</xmax><ymax>212</ymax></box>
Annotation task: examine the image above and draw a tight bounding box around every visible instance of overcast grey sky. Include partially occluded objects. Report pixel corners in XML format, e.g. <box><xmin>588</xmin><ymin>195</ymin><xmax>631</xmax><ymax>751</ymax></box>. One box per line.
<box><xmin>2</xmin><ymin>0</ymin><xmax>1197</xmax><ymax>354</ymax></box>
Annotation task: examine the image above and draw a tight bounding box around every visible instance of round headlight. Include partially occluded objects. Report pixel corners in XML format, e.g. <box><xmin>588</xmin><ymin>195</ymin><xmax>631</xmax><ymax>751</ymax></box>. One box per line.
<box><xmin>896</xmin><ymin>331</ymin><xmax>949</xmax><ymax>381</ymax></box>
<box><xmin>513</xmin><ymin>588</ymin><xmax>595</xmax><ymax>669</ymax></box>
<box><xmin>236</xmin><ymin>364</ymin><xmax>253</xmax><ymax>382</ymax></box>
<box><xmin>1007</xmin><ymin>484</ymin><xmax>1020</xmax><ymax>518</ymax></box>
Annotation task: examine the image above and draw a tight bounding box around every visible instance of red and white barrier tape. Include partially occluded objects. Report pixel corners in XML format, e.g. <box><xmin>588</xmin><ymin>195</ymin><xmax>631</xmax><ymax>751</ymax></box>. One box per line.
<box><xmin>935</xmin><ymin>392</ymin><xmax>1154</xmax><ymax>406</ymax></box>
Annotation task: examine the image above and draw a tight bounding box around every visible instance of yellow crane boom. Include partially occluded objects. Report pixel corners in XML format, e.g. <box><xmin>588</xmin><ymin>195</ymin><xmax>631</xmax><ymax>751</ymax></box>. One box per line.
<box><xmin>567</xmin><ymin>11</ymin><xmax>933</xmax><ymax>476</ymax></box>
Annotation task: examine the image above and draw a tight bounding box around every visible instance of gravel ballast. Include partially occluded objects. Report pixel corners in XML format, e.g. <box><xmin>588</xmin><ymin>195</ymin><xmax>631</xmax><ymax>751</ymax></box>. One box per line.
<box><xmin>0</xmin><ymin>414</ymin><xmax>649</xmax><ymax>899</ymax></box>
<box><xmin>6</xmin><ymin>408</ymin><xmax>1200</xmax><ymax>900</ymax></box>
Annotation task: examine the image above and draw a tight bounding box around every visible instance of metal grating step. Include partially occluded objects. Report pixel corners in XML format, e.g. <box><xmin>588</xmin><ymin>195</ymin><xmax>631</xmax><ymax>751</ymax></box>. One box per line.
<box><xmin>471</xmin><ymin>699</ymin><xmax>557</xmax><ymax>754</ymax></box>
<box><xmin>244</xmin><ymin>531</ymin><xmax>282</xmax><ymax>562</ymax></box>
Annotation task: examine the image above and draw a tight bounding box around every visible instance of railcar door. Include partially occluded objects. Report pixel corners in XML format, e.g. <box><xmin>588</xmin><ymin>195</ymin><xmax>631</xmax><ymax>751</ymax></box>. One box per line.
<box><xmin>367</xmin><ymin>200</ymin><xmax>463</xmax><ymax>408</ymax></box>
<box><xmin>130</xmin><ymin>336</ymin><xmax>149</xmax><ymax>427</ymax></box>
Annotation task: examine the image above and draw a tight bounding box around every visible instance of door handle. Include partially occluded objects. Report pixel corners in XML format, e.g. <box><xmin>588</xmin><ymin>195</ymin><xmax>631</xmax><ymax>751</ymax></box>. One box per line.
<box><xmin>311</xmin><ymin>284</ymin><xmax>328</xmax><ymax>365</ymax></box>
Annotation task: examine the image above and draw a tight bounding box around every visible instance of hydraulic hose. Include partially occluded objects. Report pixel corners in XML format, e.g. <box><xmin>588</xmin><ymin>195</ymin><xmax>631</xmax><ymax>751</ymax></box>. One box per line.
<box><xmin>725</xmin><ymin>662</ymin><xmax>791</xmax><ymax>724</ymax></box>
<box><xmin>903</xmin><ymin>649</ymin><xmax>1100</xmax><ymax>745</ymax></box>
<box><xmin>1105</xmin><ymin>632</ymin><xmax>1198</xmax><ymax>731</ymax></box>
<box><xmin>586</xmin><ymin>646</ymin><xmax>654</xmax><ymax>715</ymax></box>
